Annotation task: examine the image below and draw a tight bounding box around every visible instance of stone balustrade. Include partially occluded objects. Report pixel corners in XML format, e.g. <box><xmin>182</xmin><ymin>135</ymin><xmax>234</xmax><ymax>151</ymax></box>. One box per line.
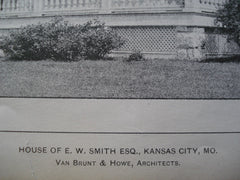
<box><xmin>199</xmin><ymin>0</ymin><xmax>227</xmax><ymax>7</ymax></box>
<box><xmin>0</xmin><ymin>0</ymin><xmax>228</xmax><ymax>17</ymax></box>
<box><xmin>111</xmin><ymin>0</ymin><xmax>184</xmax><ymax>10</ymax></box>
<box><xmin>0</xmin><ymin>0</ymin><xmax>34</xmax><ymax>13</ymax></box>
<box><xmin>42</xmin><ymin>0</ymin><xmax>102</xmax><ymax>11</ymax></box>
<box><xmin>198</xmin><ymin>0</ymin><xmax>227</xmax><ymax>12</ymax></box>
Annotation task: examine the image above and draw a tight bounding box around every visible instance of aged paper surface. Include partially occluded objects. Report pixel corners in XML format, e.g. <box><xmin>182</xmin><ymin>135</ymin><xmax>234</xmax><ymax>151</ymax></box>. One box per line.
<box><xmin>0</xmin><ymin>99</ymin><xmax>240</xmax><ymax>180</ymax></box>
<box><xmin>0</xmin><ymin>0</ymin><xmax>240</xmax><ymax>179</ymax></box>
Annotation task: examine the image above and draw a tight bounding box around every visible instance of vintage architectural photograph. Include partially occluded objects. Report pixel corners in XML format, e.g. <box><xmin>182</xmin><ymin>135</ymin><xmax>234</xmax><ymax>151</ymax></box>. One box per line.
<box><xmin>0</xmin><ymin>0</ymin><xmax>239</xmax><ymax>98</ymax></box>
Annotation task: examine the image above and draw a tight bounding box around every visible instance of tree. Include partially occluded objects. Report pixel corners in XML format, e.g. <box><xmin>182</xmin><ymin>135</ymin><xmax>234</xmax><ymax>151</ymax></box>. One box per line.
<box><xmin>216</xmin><ymin>0</ymin><xmax>240</xmax><ymax>46</ymax></box>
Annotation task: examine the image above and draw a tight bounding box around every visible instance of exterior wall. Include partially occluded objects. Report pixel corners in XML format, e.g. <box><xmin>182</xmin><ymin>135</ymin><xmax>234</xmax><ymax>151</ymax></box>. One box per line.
<box><xmin>176</xmin><ymin>27</ymin><xmax>206</xmax><ymax>60</ymax></box>
<box><xmin>204</xmin><ymin>28</ymin><xmax>240</xmax><ymax>58</ymax></box>
<box><xmin>0</xmin><ymin>0</ymin><xmax>239</xmax><ymax>60</ymax></box>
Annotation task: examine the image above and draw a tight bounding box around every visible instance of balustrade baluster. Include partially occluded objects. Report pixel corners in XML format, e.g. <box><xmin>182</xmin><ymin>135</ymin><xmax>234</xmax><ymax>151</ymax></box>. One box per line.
<box><xmin>61</xmin><ymin>0</ymin><xmax>65</xmax><ymax>9</ymax></box>
<box><xmin>53</xmin><ymin>0</ymin><xmax>56</xmax><ymax>8</ymax></box>
<box><xmin>64</xmin><ymin>0</ymin><xmax>67</xmax><ymax>8</ymax></box>
<box><xmin>14</xmin><ymin>0</ymin><xmax>18</xmax><ymax>10</ymax></box>
<box><xmin>26</xmin><ymin>0</ymin><xmax>29</xmax><ymax>10</ymax></box>
<box><xmin>59</xmin><ymin>0</ymin><xmax>64</xmax><ymax>9</ymax></box>
<box><xmin>32</xmin><ymin>0</ymin><xmax>35</xmax><ymax>10</ymax></box>
<box><xmin>55</xmin><ymin>0</ymin><xmax>60</xmax><ymax>8</ymax></box>
<box><xmin>86</xmin><ymin>0</ymin><xmax>91</xmax><ymax>8</ymax></box>
<box><xmin>33</xmin><ymin>0</ymin><xmax>41</xmax><ymax>13</ymax></box>
<box><xmin>4</xmin><ymin>0</ymin><xmax>9</xmax><ymax>12</ymax></box>
<box><xmin>42</xmin><ymin>0</ymin><xmax>45</xmax><ymax>9</ymax></box>
<box><xmin>30</xmin><ymin>0</ymin><xmax>33</xmax><ymax>10</ymax></box>
<box><xmin>27</xmin><ymin>0</ymin><xmax>31</xmax><ymax>11</ymax></box>
<box><xmin>80</xmin><ymin>0</ymin><xmax>83</xmax><ymax>8</ymax></box>
<box><xmin>69</xmin><ymin>0</ymin><xmax>73</xmax><ymax>8</ymax></box>
<box><xmin>46</xmin><ymin>0</ymin><xmax>49</xmax><ymax>9</ymax></box>
<box><xmin>25</xmin><ymin>0</ymin><xmax>27</xmax><ymax>11</ymax></box>
<box><xmin>2</xmin><ymin>0</ymin><xmax>6</xmax><ymax>12</ymax></box>
<box><xmin>8</xmin><ymin>0</ymin><xmax>11</xmax><ymax>11</ymax></box>
<box><xmin>20</xmin><ymin>0</ymin><xmax>23</xmax><ymax>11</ymax></box>
<box><xmin>10</xmin><ymin>0</ymin><xmax>14</xmax><ymax>11</ymax></box>
<box><xmin>17</xmin><ymin>0</ymin><xmax>21</xmax><ymax>12</ymax></box>
<box><xmin>160</xmin><ymin>0</ymin><xmax>165</xmax><ymax>5</ymax></box>
<box><xmin>44</xmin><ymin>0</ymin><xmax>49</xmax><ymax>9</ymax></box>
<box><xmin>23</xmin><ymin>0</ymin><xmax>27</xmax><ymax>11</ymax></box>
<box><xmin>16</xmin><ymin>0</ymin><xmax>20</xmax><ymax>11</ymax></box>
<box><xmin>78</xmin><ymin>0</ymin><xmax>82</xmax><ymax>7</ymax></box>
<box><xmin>48</xmin><ymin>0</ymin><xmax>52</xmax><ymax>9</ymax></box>
<box><xmin>45</xmin><ymin>0</ymin><xmax>50</xmax><ymax>9</ymax></box>
<box><xmin>72</xmin><ymin>0</ymin><xmax>77</xmax><ymax>8</ymax></box>
<box><xmin>25</xmin><ymin>0</ymin><xmax>29</xmax><ymax>11</ymax></box>
<box><xmin>68</xmin><ymin>0</ymin><xmax>72</xmax><ymax>9</ymax></box>
<box><xmin>13</xmin><ymin>0</ymin><xmax>17</xmax><ymax>11</ymax></box>
<box><xmin>21</xmin><ymin>0</ymin><xmax>25</xmax><ymax>11</ymax></box>
<box><xmin>49</xmin><ymin>0</ymin><xmax>54</xmax><ymax>9</ymax></box>
<box><xmin>76</xmin><ymin>0</ymin><xmax>79</xmax><ymax>7</ymax></box>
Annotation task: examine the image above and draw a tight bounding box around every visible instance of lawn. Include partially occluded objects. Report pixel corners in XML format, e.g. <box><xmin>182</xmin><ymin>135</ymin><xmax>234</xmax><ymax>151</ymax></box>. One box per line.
<box><xmin>0</xmin><ymin>58</ymin><xmax>240</xmax><ymax>99</ymax></box>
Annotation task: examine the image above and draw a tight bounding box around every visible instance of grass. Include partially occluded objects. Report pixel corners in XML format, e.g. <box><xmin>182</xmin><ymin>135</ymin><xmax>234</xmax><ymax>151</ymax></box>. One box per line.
<box><xmin>0</xmin><ymin>58</ymin><xmax>240</xmax><ymax>98</ymax></box>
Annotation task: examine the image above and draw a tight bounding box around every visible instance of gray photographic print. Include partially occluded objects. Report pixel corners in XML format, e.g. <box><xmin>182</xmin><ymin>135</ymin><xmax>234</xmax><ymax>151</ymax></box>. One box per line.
<box><xmin>1</xmin><ymin>2</ymin><xmax>240</xmax><ymax>180</ymax></box>
<box><xmin>0</xmin><ymin>0</ymin><xmax>240</xmax><ymax>99</ymax></box>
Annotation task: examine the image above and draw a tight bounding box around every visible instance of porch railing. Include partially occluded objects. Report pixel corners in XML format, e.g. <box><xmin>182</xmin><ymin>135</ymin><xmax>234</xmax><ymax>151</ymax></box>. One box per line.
<box><xmin>42</xmin><ymin>0</ymin><xmax>102</xmax><ymax>11</ymax></box>
<box><xmin>0</xmin><ymin>0</ymin><xmax>34</xmax><ymax>13</ymax></box>
<box><xmin>198</xmin><ymin>0</ymin><xmax>227</xmax><ymax>12</ymax></box>
<box><xmin>111</xmin><ymin>0</ymin><xmax>184</xmax><ymax>10</ymax></box>
<box><xmin>0</xmin><ymin>0</ymin><xmax>228</xmax><ymax>17</ymax></box>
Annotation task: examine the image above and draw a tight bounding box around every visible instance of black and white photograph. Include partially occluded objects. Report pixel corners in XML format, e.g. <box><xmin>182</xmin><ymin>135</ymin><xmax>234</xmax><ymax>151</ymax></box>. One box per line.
<box><xmin>1</xmin><ymin>1</ymin><xmax>240</xmax><ymax>180</ymax></box>
<box><xmin>0</xmin><ymin>0</ymin><xmax>239</xmax><ymax>99</ymax></box>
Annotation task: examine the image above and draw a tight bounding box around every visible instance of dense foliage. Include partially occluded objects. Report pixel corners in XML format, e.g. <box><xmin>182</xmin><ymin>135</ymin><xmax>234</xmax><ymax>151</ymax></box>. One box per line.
<box><xmin>0</xmin><ymin>17</ymin><xmax>124</xmax><ymax>60</ymax></box>
<box><xmin>216</xmin><ymin>0</ymin><xmax>240</xmax><ymax>46</ymax></box>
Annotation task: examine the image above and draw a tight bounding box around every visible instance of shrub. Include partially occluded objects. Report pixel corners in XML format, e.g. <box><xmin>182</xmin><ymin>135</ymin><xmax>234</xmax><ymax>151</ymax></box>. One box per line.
<box><xmin>82</xmin><ymin>20</ymin><xmax>125</xmax><ymax>60</ymax></box>
<box><xmin>127</xmin><ymin>51</ymin><xmax>145</xmax><ymax>62</ymax></box>
<box><xmin>0</xmin><ymin>17</ymin><xmax>124</xmax><ymax>61</ymax></box>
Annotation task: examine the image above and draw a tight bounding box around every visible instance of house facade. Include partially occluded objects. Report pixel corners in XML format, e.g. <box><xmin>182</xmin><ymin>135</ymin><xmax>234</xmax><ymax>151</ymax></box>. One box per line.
<box><xmin>0</xmin><ymin>0</ymin><xmax>239</xmax><ymax>60</ymax></box>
